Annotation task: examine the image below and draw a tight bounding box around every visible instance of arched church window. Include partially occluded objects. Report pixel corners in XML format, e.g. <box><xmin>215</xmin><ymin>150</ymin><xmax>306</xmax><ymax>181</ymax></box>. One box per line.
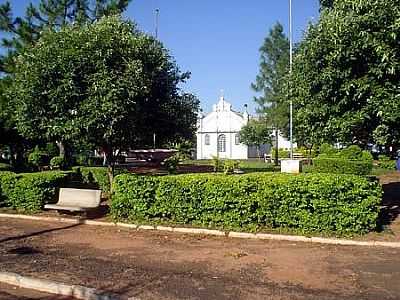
<box><xmin>218</xmin><ymin>134</ymin><xmax>226</xmax><ymax>152</ymax></box>
<box><xmin>205</xmin><ymin>134</ymin><xmax>210</xmax><ymax>145</ymax></box>
<box><xmin>235</xmin><ymin>133</ymin><xmax>240</xmax><ymax>145</ymax></box>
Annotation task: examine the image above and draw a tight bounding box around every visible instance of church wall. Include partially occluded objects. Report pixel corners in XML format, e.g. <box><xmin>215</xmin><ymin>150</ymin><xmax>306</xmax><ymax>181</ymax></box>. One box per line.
<box><xmin>196</xmin><ymin>132</ymin><xmax>248</xmax><ymax>160</ymax></box>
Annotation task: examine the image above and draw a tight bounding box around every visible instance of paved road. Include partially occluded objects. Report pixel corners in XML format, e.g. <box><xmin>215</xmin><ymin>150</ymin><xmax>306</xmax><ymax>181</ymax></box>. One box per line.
<box><xmin>0</xmin><ymin>218</ymin><xmax>399</xmax><ymax>300</ymax></box>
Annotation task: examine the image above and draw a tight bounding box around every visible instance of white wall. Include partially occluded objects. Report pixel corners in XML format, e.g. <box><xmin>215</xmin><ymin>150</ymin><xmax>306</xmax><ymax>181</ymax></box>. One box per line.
<box><xmin>196</xmin><ymin>98</ymin><xmax>248</xmax><ymax>160</ymax></box>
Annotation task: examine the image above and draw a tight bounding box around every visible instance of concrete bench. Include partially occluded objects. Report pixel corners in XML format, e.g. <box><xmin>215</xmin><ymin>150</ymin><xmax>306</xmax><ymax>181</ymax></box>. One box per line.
<box><xmin>44</xmin><ymin>188</ymin><xmax>101</xmax><ymax>212</ymax></box>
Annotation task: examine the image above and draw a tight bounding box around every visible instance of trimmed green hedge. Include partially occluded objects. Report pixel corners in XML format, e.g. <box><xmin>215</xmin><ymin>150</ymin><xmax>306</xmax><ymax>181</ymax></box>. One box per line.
<box><xmin>0</xmin><ymin>163</ymin><xmax>12</xmax><ymax>171</ymax></box>
<box><xmin>0</xmin><ymin>171</ymin><xmax>69</xmax><ymax>212</ymax></box>
<box><xmin>72</xmin><ymin>166</ymin><xmax>127</xmax><ymax>192</ymax></box>
<box><xmin>313</xmin><ymin>158</ymin><xmax>373</xmax><ymax>175</ymax></box>
<box><xmin>111</xmin><ymin>173</ymin><xmax>382</xmax><ymax>235</ymax></box>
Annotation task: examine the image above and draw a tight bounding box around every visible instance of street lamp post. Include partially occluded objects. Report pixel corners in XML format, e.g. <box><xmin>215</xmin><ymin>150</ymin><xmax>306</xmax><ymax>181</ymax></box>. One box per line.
<box><xmin>289</xmin><ymin>0</ymin><xmax>294</xmax><ymax>159</ymax></box>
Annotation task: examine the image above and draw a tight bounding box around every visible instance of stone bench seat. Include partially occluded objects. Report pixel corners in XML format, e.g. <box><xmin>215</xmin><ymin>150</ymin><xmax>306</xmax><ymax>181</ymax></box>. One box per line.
<box><xmin>44</xmin><ymin>188</ymin><xmax>101</xmax><ymax>212</ymax></box>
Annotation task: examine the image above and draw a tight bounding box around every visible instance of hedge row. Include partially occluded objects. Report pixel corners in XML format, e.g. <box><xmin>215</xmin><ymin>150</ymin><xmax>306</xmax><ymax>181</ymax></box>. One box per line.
<box><xmin>72</xmin><ymin>166</ymin><xmax>127</xmax><ymax>192</ymax></box>
<box><xmin>0</xmin><ymin>171</ymin><xmax>69</xmax><ymax>212</ymax></box>
<box><xmin>111</xmin><ymin>173</ymin><xmax>382</xmax><ymax>235</ymax></box>
<box><xmin>313</xmin><ymin>158</ymin><xmax>373</xmax><ymax>175</ymax></box>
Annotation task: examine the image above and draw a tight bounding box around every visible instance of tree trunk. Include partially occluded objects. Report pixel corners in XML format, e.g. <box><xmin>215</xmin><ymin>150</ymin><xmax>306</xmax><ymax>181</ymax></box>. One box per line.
<box><xmin>274</xmin><ymin>129</ymin><xmax>279</xmax><ymax>166</ymax></box>
<box><xmin>56</xmin><ymin>141</ymin><xmax>65</xmax><ymax>157</ymax></box>
<box><xmin>308</xmin><ymin>144</ymin><xmax>313</xmax><ymax>165</ymax></box>
<box><xmin>105</xmin><ymin>148</ymin><xmax>115</xmax><ymax>193</ymax></box>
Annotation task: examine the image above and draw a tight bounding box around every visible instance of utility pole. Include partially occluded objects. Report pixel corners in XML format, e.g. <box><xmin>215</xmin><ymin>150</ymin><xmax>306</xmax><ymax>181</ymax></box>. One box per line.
<box><xmin>289</xmin><ymin>0</ymin><xmax>294</xmax><ymax>159</ymax></box>
<box><xmin>155</xmin><ymin>8</ymin><xmax>160</xmax><ymax>38</ymax></box>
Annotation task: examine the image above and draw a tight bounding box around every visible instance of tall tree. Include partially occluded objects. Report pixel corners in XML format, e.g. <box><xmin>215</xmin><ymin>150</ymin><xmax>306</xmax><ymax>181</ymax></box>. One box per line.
<box><xmin>291</xmin><ymin>0</ymin><xmax>400</xmax><ymax>153</ymax></box>
<box><xmin>251</xmin><ymin>22</ymin><xmax>290</xmax><ymax>164</ymax></box>
<box><xmin>10</xmin><ymin>16</ymin><xmax>199</xmax><ymax>184</ymax></box>
<box><xmin>320</xmin><ymin>0</ymin><xmax>335</xmax><ymax>9</ymax></box>
<box><xmin>0</xmin><ymin>0</ymin><xmax>132</xmax><ymax>73</ymax></box>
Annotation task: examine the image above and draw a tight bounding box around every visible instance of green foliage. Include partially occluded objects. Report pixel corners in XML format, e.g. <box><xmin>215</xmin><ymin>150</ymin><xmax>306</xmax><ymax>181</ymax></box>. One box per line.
<box><xmin>211</xmin><ymin>156</ymin><xmax>224</xmax><ymax>172</ymax></box>
<box><xmin>339</xmin><ymin>145</ymin><xmax>363</xmax><ymax>160</ymax></box>
<box><xmin>271</xmin><ymin>148</ymin><xmax>289</xmax><ymax>159</ymax></box>
<box><xmin>0</xmin><ymin>0</ymin><xmax>132</xmax><ymax>74</ymax></box>
<box><xmin>295</xmin><ymin>146</ymin><xmax>317</xmax><ymax>158</ymax></box>
<box><xmin>73</xmin><ymin>166</ymin><xmax>127</xmax><ymax>193</ymax></box>
<box><xmin>320</xmin><ymin>0</ymin><xmax>335</xmax><ymax>9</ymax></box>
<box><xmin>169</xmin><ymin>140</ymin><xmax>193</xmax><ymax>161</ymax></box>
<box><xmin>50</xmin><ymin>156</ymin><xmax>66</xmax><ymax>170</ymax></box>
<box><xmin>163</xmin><ymin>155</ymin><xmax>180</xmax><ymax>174</ymax></box>
<box><xmin>0</xmin><ymin>171</ymin><xmax>68</xmax><ymax>212</ymax></box>
<box><xmin>377</xmin><ymin>155</ymin><xmax>396</xmax><ymax>170</ymax></box>
<box><xmin>0</xmin><ymin>163</ymin><xmax>11</xmax><ymax>171</ymax></box>
<box><xmin>252</xmin><ymin>23</ymin><xmax>289</xmax><ymax>134</ymax></box>
<box><xmin>240</xmin><ymin>119</ymin><xmax>272</xmax><ymax>148</ymax></box>
<box><xmin>313</xmin><ymin>158</ymin><xmax>373</xmax><ymax>175</ymax></box>
<box><xmin>111</xmin><ymin>172</ymin><xmax>382</xmax><ymax>235</ymax></box>
<box><xmin>319</xmin><ymin>143</ymin><xmax>338</xmax><ymax>156</ymax></box>
<box><xmin>10</xmin><ymin>16</ymin><xmax>199</xmax><ymax>173</ymax></box>
<box><xmin>28</xmin><ymin>146</ymin><xmax>48</xmax><ymax>168</ymax></box>
<box><xmin>292</xmin><ymin>0</ymin><xmax>400</xmax><ymax>149</ymax></box>
<box><xmin>223</xmin><ymin>160</ymin><xmax>239</xmax><ymax>175</ymax></box>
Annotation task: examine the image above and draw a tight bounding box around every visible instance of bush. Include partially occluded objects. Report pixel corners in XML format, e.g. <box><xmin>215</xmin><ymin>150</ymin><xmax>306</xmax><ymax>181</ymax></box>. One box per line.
<box><xmin>28</xmin><ymin>146</ymin><xmax>49</xmax><ymax>169</ymax></box>
<box><xmin>73</xmin><ymin>166</ymin><xmax>127</xmax><ymax>192</ymax></box>
<box><xmin>223</xmin><ymin>160</ymin><xmax>239</xmax><ymax>175</ymax></box>
<box><xmin>377</xmin><ymin>155</ymin><xmax>396</xmax><ymax>170</ymax></box>
<box><xmin>271</xmin><ymin>148</ymin><xmax>289</xmax><ymax>159</ymax></box>
<box><xmin>0</xmin><ymin>171</ymin><xmax>68</xmax><ymax>212</ymax></box>
<box><xmin>0</xmin><ymin>163</ymin><xmax>12</xmax><ymax>171</ymax></box>
<box><xmin>313</xmin><ymin>158</ymin><xmax>373</xmax><ymax>175</ymax></box>
<box><xmin>318</xmin><ymin>143</ymin><xmax>338</xmax><ymax>156</ymax></box>
<box><xmin>211</xmin><ymin>156</ymin><xmax>224</xmax><ymax>172</ymax></box>
<box><xmin>111</xmin><ymin>172</ymin><xmax>382</xmax><ymax>235</ymax></box>
<box><xmin>50</xmin><ymin>156</ymin><xmax>66</xmax><ymax>170</ymax></box>
<box><xmin>162</xmin><ymin>155</ymin><xmax>180</xmax><ymax>174</ymax></box>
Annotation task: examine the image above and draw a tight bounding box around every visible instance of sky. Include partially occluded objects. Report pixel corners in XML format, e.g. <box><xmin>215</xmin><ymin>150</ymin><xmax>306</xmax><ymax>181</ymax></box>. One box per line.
<box><xmin>7</xmin><ymin>0</ymin><xmax>320</xmax><ymax>114</ymax></box>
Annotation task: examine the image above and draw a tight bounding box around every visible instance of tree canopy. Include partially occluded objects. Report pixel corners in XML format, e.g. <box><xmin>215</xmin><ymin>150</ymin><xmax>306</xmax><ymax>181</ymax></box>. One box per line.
<box><xmin>291</xmin><ymin>0</ymin><xmax>400</xmax><ymax>151</ymax></box>
<box><xmin>251</xmin><ymin>22</ymin><xmax>290</xmax><ymax>133</ymax></box>
<box><xmin>10</xmin><ymin>16</ymin><xmax>199</xmax><ymax>174</ymax></box>
<box><xmin>239</xmin><ymin>119</ymin><xmax>271</xmax><ymax>158</ymax></box>
<box><xmin>0</xmin><ymin>0</ymin><xmax>132</xmax><ymax>73</ymax></box>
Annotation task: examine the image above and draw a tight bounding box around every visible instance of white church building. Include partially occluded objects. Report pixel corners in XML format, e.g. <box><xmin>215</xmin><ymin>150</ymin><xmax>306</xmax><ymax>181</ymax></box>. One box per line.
<box><xmin>196</xmin><ymin>96</ymin><xmax>292</xmax><ymax>160</ymax></box>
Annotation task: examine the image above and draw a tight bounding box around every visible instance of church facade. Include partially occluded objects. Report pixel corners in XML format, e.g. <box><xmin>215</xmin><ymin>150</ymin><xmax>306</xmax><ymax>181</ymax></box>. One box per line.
<box><xmin>196</xmin><ymin>96</ymin><xmax>292</xmax><ymax>160</ymax></box>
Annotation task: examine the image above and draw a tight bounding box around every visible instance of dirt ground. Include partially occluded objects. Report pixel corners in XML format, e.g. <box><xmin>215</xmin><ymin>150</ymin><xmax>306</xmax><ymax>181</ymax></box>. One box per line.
<box><xmin>0</xmin><ymin>218</ymin><xmax>400</xmax><ymax>300</ymax></box>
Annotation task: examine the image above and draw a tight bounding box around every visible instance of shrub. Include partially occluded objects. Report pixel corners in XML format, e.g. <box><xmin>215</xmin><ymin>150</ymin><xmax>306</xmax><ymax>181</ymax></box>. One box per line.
<box><xmin>111</xmin><ymin>172</ymin><xmax>382</xmax><ymax>235</ymax></box>
<box><xmin>73</xmin><ymin>166</ymin><xmax>127</xmax><ymax>192</ymax></box>
<box><xmin>28</xmin><ymin>146</ymin><xmax>49</xmax><ymax>169</ymax></box>
<box><xmin>50</xmin><ymin>156</ymin><xmax>66</xmax><ymax>170</ymax></box>
<box><xmin>339</xmin><ymin>145</ymin><xmax>363</xmax><ymax>160</ymax></box>
<box><xmin>271</xmin><ymin>148</ymin><xmax>289</xmax><ymax>159</ymax></box>
<box><xmin>211</xmin><ymin>156</ymin><xmax>224</xmax><ymax>172</ymax></box>
<box><xmin>0</xmin><ymin>163</ymin><xmax>12</xmax><ymax>171</ymax></box>
<box><xmin>313</xmin><ymin>158</ymin><xmax>372</xmax><ymax>175</ymax></box>
<box><xmin>0</xmin><ymin>171</ymin><xmax>68</xmax><ymax>212</ymax></box>
<box><xmin>162</xmin><ymin>155</ymin><xmax>180</xmax><ymax>174</ymax></box>
<box><xmin>223</xmin><ymin>160</ymin><xmax>239</xmax><ymax>175</ymax></box>
<box><xmin>361</xmin><ymin>150</ymin><xmax>374</xmax><ymax>162</ymax></box>
<box><xmin>377</xmin><ymin>155</ymin><xmax>396</xmax><ymax>170</ymax></box>
<box><xmin>318</xmin><ymin>143</ymin><xmax>338</xmax><ymax>156</ymax></box>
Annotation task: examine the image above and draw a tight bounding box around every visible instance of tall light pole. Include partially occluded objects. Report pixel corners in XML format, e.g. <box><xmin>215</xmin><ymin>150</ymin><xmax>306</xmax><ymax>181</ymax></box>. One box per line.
<box><xmin>289</xmin><ymin>0</ymin><xmax>294</xmax><ymax>159</ymax></box>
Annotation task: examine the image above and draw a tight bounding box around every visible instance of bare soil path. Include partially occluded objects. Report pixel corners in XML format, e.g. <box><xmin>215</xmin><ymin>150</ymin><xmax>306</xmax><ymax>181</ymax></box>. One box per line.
<box><xmin>0</xmin><ymin>218</ymin><xmax>400</xmax><ymax>300</ymax></box>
